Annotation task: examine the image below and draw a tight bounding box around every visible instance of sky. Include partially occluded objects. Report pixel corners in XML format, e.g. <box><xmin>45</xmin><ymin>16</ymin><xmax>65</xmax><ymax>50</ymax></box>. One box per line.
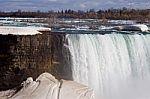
<box><xmin>0</xmin><ymin>0</ymin><xmax>150</xmax><ymax>11</ymax></box>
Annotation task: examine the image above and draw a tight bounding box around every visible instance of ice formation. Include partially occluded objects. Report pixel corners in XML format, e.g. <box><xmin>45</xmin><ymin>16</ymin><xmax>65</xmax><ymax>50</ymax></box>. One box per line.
<box><xmin>113</xmin><ymin>24</ymin><xmax>149</xmax><ymax>32</ymax></box>
<box><xmin>0</xmin><ymin>73</ymin><xmax>94</xmax><ymax>99</ymax></box>
<box><xmin>0</xmin><ymin>26</ymin><xmax>51</xmax><ymax>35</ymax></box>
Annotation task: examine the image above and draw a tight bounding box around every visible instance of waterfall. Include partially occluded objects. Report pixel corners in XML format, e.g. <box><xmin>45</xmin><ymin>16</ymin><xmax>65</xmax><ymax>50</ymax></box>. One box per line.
<box><xmin>67</xmin><ymin>33</ymin><xmax>150</xmax><ymax>99</ymax></box>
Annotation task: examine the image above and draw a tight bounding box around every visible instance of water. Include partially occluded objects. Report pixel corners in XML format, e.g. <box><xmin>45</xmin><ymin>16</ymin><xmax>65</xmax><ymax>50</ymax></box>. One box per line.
<box><xmin>0</xmin><ymin>17</ymin><xmax>49</xmax><ymax>27</ymax></box>
<box><xmin>67</xmin><ymin>33</ymin><xmax>150</xmax><ymax>99</ymax></box>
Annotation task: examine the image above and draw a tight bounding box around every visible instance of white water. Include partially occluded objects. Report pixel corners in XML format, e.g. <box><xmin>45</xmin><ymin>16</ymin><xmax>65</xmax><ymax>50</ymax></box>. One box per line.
<box><xmin>67</xmin><ymin>34</ymin><xmax>150</xmax><ymax>99</ymax></box>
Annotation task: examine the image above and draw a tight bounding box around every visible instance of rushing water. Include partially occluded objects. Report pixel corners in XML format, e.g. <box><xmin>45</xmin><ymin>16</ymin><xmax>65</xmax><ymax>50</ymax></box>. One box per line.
<box><xmin>67</xmin><ymin>33</ymin><xmax>150</xmax><ymax>99</ymax></box>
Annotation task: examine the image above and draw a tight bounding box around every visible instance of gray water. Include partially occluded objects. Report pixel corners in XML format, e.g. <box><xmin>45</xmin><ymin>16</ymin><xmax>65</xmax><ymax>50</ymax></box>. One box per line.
<box><xmin>67</xmin><ymin>33</ymin><xmax>150</xmax><ymax>99</ymax></box>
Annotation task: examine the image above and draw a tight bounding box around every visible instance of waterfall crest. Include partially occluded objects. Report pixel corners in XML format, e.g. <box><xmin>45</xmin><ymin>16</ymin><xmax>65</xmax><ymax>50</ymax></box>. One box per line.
<box><xmin>67</xmin><ymin>34</ymin><xmax>150</xmax><ymax>99</ymax></box>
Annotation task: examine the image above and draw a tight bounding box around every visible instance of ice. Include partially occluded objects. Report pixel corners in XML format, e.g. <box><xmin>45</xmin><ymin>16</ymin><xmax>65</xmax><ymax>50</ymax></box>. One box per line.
<box><xmin>0</xmin><ymin>73</ymin><xmax>94</xmax><ymax>99</ymax></box>
<box><xmin>0</xmin><ymin>26</ymin><xmax>51</xmax><ymax>35</ymax></box>
<box><xmin>112</xmin><ymin>24</ymin><xmax>149</xmax><ymax>32</ymax></box>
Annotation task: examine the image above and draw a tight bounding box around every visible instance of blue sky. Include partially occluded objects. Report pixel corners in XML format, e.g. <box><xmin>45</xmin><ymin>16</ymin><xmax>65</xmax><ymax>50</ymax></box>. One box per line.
<box><xmin>0</xmin><ymin>0</ymin><xmax>149</xmax><ymax>11</ymax></box>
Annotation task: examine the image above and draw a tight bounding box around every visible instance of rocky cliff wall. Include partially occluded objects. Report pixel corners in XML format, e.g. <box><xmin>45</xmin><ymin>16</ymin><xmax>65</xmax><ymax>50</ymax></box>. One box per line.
<box><xmin>0</xmin><ymin>32</ymin><xmax>72</xmax><ymax>90</ymax></box>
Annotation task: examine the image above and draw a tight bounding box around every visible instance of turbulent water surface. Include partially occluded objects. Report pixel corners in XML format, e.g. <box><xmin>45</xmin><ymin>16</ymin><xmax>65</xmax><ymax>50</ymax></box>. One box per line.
<box><xmin>67</xmin><ymin>33</ymin><xmax>150</xmax><ymax>99</ymax></box>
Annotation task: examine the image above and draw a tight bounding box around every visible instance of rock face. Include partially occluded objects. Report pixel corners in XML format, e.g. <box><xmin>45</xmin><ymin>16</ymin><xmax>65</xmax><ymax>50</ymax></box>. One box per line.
<box><xmin>0</xmin><ymin>32</ymin><xmax>72</xmax><ymax>91</ymax></box>
<box><xmin>0</xmin><ymin>73</ymin><xmax>94</xmax><ymax>99</ymax></box>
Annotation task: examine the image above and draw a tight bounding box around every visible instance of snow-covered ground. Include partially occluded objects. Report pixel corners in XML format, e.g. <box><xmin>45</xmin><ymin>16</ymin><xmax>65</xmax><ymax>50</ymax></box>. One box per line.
<box><xmin>0</xmin><ymin>26</ymin><xmax>51</xmax><ymax>35</ymax></box>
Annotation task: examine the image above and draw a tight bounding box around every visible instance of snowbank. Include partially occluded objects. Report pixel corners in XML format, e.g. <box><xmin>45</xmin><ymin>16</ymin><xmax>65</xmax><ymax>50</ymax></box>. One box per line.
<box><xmin>113</xmin><ymin>24</ymin><xmax>149</xmax><ymax>32</ymax></box>
<box><xmin>0</xmin><ymin>26</ymin><xmax>51</xmax><ymax>35</ymax></box>
<box><xmin>0</xmin><ymin>73</ymin><xmax>94</xmax><ymax>99</ymax></box>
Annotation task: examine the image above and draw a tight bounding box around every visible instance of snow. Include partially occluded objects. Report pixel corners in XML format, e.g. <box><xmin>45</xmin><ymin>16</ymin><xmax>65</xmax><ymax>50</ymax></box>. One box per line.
<box><xmin>0</xmin><ymin>26</ymin><xmax>51</xmax><ymax>35</ymax></box>
<box><xmin>130</xmin><ymin>24</ymin><xmax>149</xmax><ymax>32</ymax></box>
<box><xmin>107</xmin><ymin>20</ymin><xmax>135</xmax><ymax>25</ymax></box>
<box><xmin>0</xmin><ymin>73</ymin><xmax>94</xmax><ymax>99</ymax></box>
<box><xmin>113</xmin><ymin>24</ymin><xmax>149</xmax><ymax>32</ymax></box>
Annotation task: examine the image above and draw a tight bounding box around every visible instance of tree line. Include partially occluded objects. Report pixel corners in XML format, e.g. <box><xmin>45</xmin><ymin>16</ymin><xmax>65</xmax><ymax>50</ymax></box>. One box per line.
<box><xmin>0</xmin><ymin>8</ymin><xmax>149</xmax><ymax>22</ymax></box>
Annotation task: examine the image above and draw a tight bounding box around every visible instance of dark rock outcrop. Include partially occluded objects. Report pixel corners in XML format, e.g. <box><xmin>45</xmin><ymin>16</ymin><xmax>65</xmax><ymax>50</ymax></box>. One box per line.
<box><xmin>0</xmin><ymin>32</ymin><xmax>72</xmax><ymax>91</ymax></box>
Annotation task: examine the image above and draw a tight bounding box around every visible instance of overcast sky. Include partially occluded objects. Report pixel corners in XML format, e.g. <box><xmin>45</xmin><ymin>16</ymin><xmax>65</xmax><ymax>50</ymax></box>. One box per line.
<box><xmin>0</xmin><ymin>0</ymin><xmax>150</xmax><ymax>11</ymax></box>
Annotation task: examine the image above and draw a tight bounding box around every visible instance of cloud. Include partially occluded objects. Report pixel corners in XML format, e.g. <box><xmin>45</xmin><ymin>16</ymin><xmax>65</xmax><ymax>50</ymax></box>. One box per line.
<box><xmin>80</xmin><ymin>3</ymin><xmax>87</xmax><ymax>9</ymax></box>
<box><xmin>48</xmin><ymin>0</ymin><xmax>58</xmax><ymax>1</ymax></box>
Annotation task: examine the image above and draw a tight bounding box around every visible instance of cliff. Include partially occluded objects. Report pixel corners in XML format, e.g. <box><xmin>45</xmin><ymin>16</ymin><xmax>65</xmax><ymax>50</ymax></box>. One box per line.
<box><xmin>0</xmin><ymin>31</ymin><xmax>72</xmax><ymax>91</ymax></box>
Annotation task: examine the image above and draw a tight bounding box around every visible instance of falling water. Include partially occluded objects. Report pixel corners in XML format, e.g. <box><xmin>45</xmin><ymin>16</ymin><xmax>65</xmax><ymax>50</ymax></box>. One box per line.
<box><xmin>67</xmin><ymin>33</ymin><xmax>150</xmax><ymax>99</ymax></box>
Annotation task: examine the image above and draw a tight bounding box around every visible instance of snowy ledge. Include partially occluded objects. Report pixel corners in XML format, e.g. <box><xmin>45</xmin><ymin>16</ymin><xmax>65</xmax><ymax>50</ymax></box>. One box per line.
<box><xmin>0</xmin><ymin>26</ymin><xmax>51</xmax><ymax>35</ymax></box>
